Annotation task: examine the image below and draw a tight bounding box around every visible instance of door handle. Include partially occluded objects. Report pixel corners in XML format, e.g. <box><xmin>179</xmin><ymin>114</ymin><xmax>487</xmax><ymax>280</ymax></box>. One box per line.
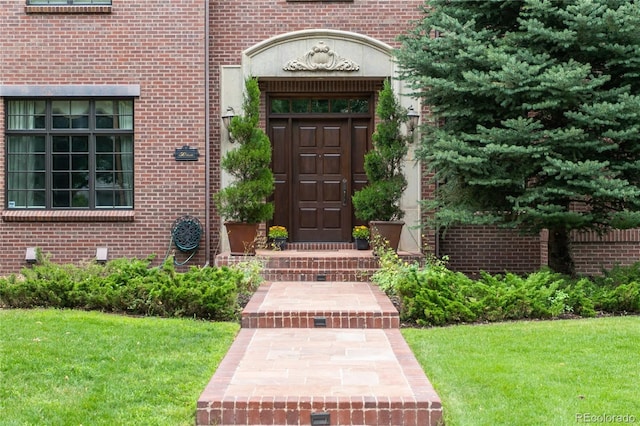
<box><xmin>342</xmin><ymin>178</ymin><xmax>347</xmax><ymax>207</ymax></box>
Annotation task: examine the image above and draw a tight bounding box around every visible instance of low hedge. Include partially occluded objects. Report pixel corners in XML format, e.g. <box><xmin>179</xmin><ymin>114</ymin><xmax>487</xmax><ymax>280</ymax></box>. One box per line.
<box><xmin>0</xmin><ymin>251</ymin><xmax>263</xmax><ymax>321</ymax></box>
<box><xmin>372</xmin><ymin>249</ymin><xmax>640</xmax><ymax>326</ymax></box>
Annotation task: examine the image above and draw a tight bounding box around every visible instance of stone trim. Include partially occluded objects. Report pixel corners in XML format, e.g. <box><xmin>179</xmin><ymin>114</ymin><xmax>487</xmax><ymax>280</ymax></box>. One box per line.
<box><xmin>0</xmin><ymin>84</ymin><xmax>140</xmax><ymax>97</ymax></box>
<box><xmin>2</xmin><ymin>210</ymin><xmax>135</xmax><ymax>223</ymax></box>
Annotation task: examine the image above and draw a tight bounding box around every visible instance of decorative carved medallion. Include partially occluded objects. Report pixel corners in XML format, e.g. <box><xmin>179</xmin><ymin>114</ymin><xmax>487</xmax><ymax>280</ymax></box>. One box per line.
<box><xmin>283</xmin><ymin>41</ymin><xmax>360</xmax><ymax>72</ymax></box>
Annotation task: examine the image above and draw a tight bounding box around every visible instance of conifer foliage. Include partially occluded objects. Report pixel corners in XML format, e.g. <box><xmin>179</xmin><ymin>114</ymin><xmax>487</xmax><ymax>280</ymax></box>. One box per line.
<box><xmin>352</xmin><ymin>80</ymin><xmax>411</xmax><ymax>222</ymax></box>
<box><xmin>397</xmin><ymin>0</ymin><xmax>640</xmax><ymax>275</ymax></box>
<box><xmin>215</xmin><ymin>77</ymin><xmax>274</xmax><ymax>224</ymax></box>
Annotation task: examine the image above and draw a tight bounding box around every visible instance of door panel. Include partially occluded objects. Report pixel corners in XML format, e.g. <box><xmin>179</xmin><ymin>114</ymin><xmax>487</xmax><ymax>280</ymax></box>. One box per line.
<box><xmin>351</xmin><ymin>119</ymin><xmax>371</xmax><ymax>228</ymax></box>
<box><xmin>269</xmin><ymin>119</ymin><xmax>290</xmax><ymax>231</ymax></box>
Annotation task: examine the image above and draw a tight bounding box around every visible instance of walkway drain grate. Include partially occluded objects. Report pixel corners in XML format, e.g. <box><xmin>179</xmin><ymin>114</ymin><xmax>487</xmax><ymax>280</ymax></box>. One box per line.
<box><xmin>310</xmin><ymin>412</ymin><xmax>330</xmax><ymax>425</ymax></box>
<box><xmin>313</xmin><ymin>317</ymin><xmax>327</xmax><ymax>328</ymax></box>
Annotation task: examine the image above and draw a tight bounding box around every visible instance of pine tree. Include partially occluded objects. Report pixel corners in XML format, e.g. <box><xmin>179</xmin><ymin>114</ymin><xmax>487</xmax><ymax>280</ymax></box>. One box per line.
<box><xmin>396</xmin><ymin>0</ymin><xmax>640</xmax><ymax>275</ymax></box>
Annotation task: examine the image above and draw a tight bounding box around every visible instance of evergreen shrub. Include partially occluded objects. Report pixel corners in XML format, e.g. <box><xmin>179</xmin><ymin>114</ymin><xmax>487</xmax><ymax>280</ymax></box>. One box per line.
<box><xmin>371</xmin><ymin>247</ymin><xmax>640</xmax><ymax>326</ymax></box>
<box><xmin>0</xmin><ymin>250</ymin><xmax>263</xmax><ymax>321</ymax></box>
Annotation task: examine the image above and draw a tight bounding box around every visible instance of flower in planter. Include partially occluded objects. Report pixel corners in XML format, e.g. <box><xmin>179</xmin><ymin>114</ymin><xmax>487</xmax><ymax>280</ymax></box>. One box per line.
<box><xmin>352</xmin><ymin>225</ymin><xmax>370</xmax><ymax>240</ymax></box>
<box><xmin>268</xmin><ymin>225</ymin><xmax>288</xmax><ymax>239</ymax></box>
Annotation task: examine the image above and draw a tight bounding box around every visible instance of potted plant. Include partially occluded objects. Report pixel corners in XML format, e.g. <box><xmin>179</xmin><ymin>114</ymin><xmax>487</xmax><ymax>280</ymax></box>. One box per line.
<box><xmin>352</xmin><ymin>80</ymin><xmax>413</xmax><ymax>252</ymax></box>
<box><xmin>214</xmin><ymin>77</ymin><xmax>275</xmax><ymax>255</ymax></box>
<box><xmin>268</xmin><ymin>225</ymin><xmax>288</xmax><ymax>250</ymax></box>
<box><xmin>352</xmin><ymin>225</ymin><xmax>370</xmax><ymax>250</ymax></box>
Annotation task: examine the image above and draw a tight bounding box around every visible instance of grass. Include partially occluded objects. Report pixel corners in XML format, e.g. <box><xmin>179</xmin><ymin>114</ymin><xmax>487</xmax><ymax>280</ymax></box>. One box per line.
<box><xmin>0</xmin><ymin>309</ymin><xmax>239</xmax><ymax>426</ymax></box>
<box><xmin>3</xmin><ymin>310</ymin><xmax>639</xmax><ymax>426</ymax></box>
<box><xmin>403</xmin><ymin>316</ymin><xmax>640</xmax><ymax>426</ymax></box>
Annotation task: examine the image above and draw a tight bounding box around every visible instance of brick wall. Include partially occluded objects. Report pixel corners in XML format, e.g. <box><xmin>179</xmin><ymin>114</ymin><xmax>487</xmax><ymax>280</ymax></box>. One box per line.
<box><xmin>571</xmin><ymin>230</ymin><xmax>640</xmax><ymax>276</ymax></box>
<box><xmin>0</xmin><ymin>1</ymin><xmax>207</xmax><ymax>273</ymax></box>
<box><xmin>438</xmin><ymin>226</ymin><xmax>543</xmax><ymax>276</ymax></box>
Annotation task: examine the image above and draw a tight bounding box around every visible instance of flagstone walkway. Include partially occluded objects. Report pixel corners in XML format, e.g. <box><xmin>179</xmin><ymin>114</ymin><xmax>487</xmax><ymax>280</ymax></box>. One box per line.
<box><xmin>196</xmin><ymin>280</ymin><xmax>443</xmax><ymax>425</ymax></box>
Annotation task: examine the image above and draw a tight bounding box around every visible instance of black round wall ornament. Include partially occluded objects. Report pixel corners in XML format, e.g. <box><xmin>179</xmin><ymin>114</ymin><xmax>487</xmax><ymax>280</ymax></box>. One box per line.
<box><xmin>171</xmin><ymin>216</ymin><xmax>202</xmax><ymax>252</ymax></box>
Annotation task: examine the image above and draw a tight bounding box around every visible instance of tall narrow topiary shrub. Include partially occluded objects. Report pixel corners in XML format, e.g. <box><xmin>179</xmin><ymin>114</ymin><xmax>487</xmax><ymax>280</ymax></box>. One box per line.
<box><xmin>352</xmin><ymin>80</ymin><xmax>412</xmax><ymax>252</ymax></box>
<box><xmin>215</xmin><ymin>77</ymin><xmax>274</xmax><ymax>224</ymax></box>
<box><xmin>352</xmin><ymin>80</ymin><xmax>411</xmax><ymax>222</ymax></box>
<box><xmin>215</xmin><ymin>77</ymin><xmax>274</xmax><ymax>255</ymax></box>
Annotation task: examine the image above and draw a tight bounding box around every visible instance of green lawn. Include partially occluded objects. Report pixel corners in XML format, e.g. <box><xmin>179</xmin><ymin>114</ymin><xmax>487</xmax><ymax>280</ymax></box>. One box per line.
<box><xmin>0</xmin><ymin>309</ymin><xmax>239</xmax><ymax>426</ymax></box>
<box><xmin>403</xmin><ymin>316</ymin><xmax>640</xmax><ymax>426</ymax></box>
<box><xmin>2</xmin><ymin>310</ymin><xmax>639</xmax><ymax>426</ymax></box>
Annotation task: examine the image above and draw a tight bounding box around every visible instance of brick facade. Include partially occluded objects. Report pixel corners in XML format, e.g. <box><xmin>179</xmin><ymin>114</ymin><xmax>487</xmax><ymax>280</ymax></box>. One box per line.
<box><xmin>0</xmin><ymin>1</ymin><xmax>207</xmax><ymax>272</ymax></box>
<box><xmin>1</xmin><ymin>1</ymin><xmax>638</xmax><ymax>276</ymax></box>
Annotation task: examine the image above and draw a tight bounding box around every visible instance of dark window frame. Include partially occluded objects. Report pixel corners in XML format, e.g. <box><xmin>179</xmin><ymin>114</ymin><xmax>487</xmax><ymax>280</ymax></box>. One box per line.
<box><xmin>5</xmin><ymin>98</ymin><xmax>134</xmax><ymax>210</ymax></box>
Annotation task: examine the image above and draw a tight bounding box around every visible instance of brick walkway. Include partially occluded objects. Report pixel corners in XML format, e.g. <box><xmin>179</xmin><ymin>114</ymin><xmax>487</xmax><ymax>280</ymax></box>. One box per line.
<box><xmin>197</xmin><ymin>277</ymin><xmax>443</xmax><ymax>425</ymax></box>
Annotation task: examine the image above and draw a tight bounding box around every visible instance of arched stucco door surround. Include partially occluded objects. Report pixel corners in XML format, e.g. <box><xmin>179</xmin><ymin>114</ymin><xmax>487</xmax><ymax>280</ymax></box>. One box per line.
<box><xmin>219</xmin><ymin>29</ymin><xmax>421</xmax><ymax>252</ymax></box>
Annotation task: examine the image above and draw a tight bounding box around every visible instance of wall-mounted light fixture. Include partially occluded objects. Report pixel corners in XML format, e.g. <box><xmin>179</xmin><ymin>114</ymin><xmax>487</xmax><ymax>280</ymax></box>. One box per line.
<box><xmin>407</xmin><ymin>105</ymin><xmax>420</xmax><ymax>134</ymax></box>
<box><xmin>221</xmin><ymin>107</ymin><xmax>236</xmax><ymax>142</ymax></box>
<box><xmin>96</xmin><ymin>247</ymin><xmax>108</xmax><ymax>264</ymax></box>
<box><xmin>25</xmin><ymin>247</ymin><xmax>37</xmax><ymax>264</ymax></box>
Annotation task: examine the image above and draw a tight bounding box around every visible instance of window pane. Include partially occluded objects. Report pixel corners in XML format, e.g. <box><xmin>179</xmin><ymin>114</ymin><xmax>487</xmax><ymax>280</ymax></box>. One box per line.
<box><xmin>96</xmin><ymin>154</ymin><xmax>113</xmax><ymax>171</ymax></box>
<box><xmin>270</xmin><ymin>99</ymin><xmax>289</xmax><ymax>113</ymax></box>
<box><xmin>291</xmin><ymin>99</ymin><xmax>308</xmax><ymax>113</ymax></box>
<box><xmin>53</xmin><ymin>173</ymin><xmax>70</xmax><ymax>189</ymax></box>
<box><xmin>72</xmin><ymin>136</ymin><xmax>88</xmax><ymax>152</ymax></box>
<box><xmin>96</xmin><ymin>100</ymin><xmax>133</xmax><ymax>129</ymax></box>
<box><xmin>117</xmin><ymin>100</ymin><xmax>133</xmax><ymax>130</ymax></box>
<box><xmin>330</xmin><ymin>99</ymin><xmax>349</xmax><ymax>113</ymax></box>
<box><xmin>72</xmin><ymin>191</ymin><xmax>89</xmax><ymax>208</ymax></box>
<box><xmin>7</xmin><ymin>101</ymin><xmax>46</xmax><ymax>130</ymax></box>
<box><xmin>72</xmin><ymin>155</ymin><xmax>89</xmax><ymax>171</ymax></box>
<box><xmin>7</xmin><ymin>135</ymin><xmax>46</xmax><ymax>209</ymax></box>
<box><xmin>96</xmin><ymin>135</ymin><xmax>113</xmax><ymax>152</ymax></box>
<box><xmin>351</xmin><ymin>99</ymin><xmax>369</xmax><ymax>113</ymax></box>
<box><xmin>52</xmin><ymin>100</ymin><xmax>89</xmax><ymax>129</ymax></box>
<box><xmin>310</xmin><ymin>100</ymin><xmax>329</xmax><ymax>113</ymax></box>
<box><xmin>53</xmin><ymin>155</ymin><xmax>70</xmax><ymax>170</ymax></box>
<box><xmin>53</xmin><ymin>191</ymin><xmax>70</xmax><ymax>208</ymax></box>
<box><xmin>72</xmin><ymin>172</ymin><xmax>88</xmax><ymax>188</ymax></box>
<box><xmin>53</xmin><ymin>136</ymin><xmax>69</xmax><ymax>152</ymax></box>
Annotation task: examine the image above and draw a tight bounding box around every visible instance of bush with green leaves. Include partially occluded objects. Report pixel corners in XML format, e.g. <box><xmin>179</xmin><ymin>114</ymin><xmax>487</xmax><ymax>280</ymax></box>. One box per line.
<box><xmin>352</xmin><ymin>80</ymin><xmax>411</xmax><ymax>222</ymax></box>
<box><xmin>372</xmin><ymin>245</ymin><xmax>640</xmax><ymax>326</ymax></box>
<box><xmin>214</xmin><ymin>76</ymin><xmax>274</xmax><ymax>224</ymax></box>
<box><xmin>0</xmin><ymin>250</ymin><xmax>264</xmax><ymax>321</ymax></box>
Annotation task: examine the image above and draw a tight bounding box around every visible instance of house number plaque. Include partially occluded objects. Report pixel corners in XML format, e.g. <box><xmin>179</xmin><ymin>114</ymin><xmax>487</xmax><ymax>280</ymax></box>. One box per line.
<box><xmin>174</xmin><ymin>145</ymin><xmax>200</xmax><ymax>161</ymax></box>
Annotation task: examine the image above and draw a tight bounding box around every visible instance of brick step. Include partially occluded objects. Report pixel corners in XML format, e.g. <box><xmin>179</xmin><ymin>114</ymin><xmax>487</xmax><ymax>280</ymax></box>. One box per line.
<box><xmin>215</xmin><ymin>249</ymin><xmax>424</xmax><ymax>283</ymax></box>
<box><xmin>241</xmin><ymin>281</ymin><xmax>399</xmax><ymax>329</ymax></box>
<box><xmin>260</xmin><ymin>268</ymin><xmax>376</xmax><ymax>282</ymax></box>
<box><xmin>196</xmin><ymin>329</ymin><xmax>443</xmax><ymax>426</ymax></box>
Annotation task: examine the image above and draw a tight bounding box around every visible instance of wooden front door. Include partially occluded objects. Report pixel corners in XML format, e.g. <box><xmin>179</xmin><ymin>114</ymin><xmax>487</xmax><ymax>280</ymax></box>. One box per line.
<box><xmin>293</xmin><ymin>119</ymin><xmax>349</xmax><ymax>241</ymax></box>
<box><xmin>270</xmin><ymin>115</ymin><xmax>372</xmax><ymax>242</ymax></box>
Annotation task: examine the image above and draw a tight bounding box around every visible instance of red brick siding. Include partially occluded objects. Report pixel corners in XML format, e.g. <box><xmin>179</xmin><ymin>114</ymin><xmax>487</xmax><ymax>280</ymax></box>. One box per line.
<box><xmin>438</xmin><ymin>226</ymin><xmax>542</xmax><ymax>276</ymax></box>
<box><xmin>0</xmin><ymin>1</ymin><xmax>207</xmax><ymax>272</ymax></box>
<box><xmin>571</xmin><ymin>230</ymin><xmax>640</xmax><ymax>275</ymax></box>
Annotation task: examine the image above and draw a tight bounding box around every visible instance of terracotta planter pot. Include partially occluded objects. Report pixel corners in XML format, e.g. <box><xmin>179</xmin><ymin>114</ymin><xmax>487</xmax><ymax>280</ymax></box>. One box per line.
<box><xmin>224</xmin><ymin>222</ymin><xmax>259</xmax><ymax>255</ymax></box>
<box><xmin>369</xmin><ymin>220</ymin><xmax>404</xmax><ymax>252</ymax></box>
